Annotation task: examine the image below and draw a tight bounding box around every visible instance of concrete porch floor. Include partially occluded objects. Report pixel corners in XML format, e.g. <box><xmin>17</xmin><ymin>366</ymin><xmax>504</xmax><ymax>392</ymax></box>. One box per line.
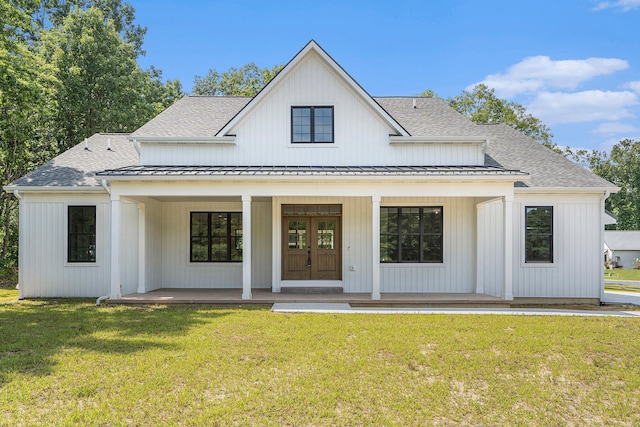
<box><xmin>109</xmin><ymin>288</ymin><xmax>511</xmax><ymax>308</ymax></box>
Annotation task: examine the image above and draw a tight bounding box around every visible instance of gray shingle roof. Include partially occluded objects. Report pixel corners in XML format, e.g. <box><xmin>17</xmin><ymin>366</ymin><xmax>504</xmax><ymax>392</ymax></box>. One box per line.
<box><xmin>8</xmin><ymin>96</ymin><xmax>616</xmax><ymax>191</ymax></box>
<box><xmin>9</xmin><ymin>134</ymin><xmax>136</xmax><ymax>188</ymax></box>
<box><xmin>481</xmin><ymin>123</ymin><xmax>616</xmax><ymax>188</ymax></box>
<box><xmin>604</xmin><ymin>231</ymin><xmax>640</xmax><ymax>250</ymax></box>
<box><xmin>375</xmin><ymin>97</ymin><xmax>488</xmax><ymax>137</ymax></box>
<box><xmin>131</xmin><ymin>96</ymin><xmax>251</xmax><ymax>138</ymax></box>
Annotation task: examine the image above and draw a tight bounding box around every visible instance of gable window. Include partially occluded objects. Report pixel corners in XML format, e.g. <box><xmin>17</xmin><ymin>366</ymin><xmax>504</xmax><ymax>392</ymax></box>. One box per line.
<box><xmin>68</xmin><ymin>206</ymin><xmax>96</xmax><ymax>263</ymax></box>
<box><xmin>380</xmin><ymin>207</ymin><xmax>443</xmax><ymax>263</ymax></box>
<box><xmin>190</xmin><ymin>212</ymin><xmax>242</xmax><ymax>262</ymax></box>
<box><xmin>525</xmin><ymin>206</ymin><xmax>553</xmax><ymax>263</ymax></box>
<box><xmin>291</xmin><ymin>106</ymin><xmax>334</xmax><ymax>143</ymax></box>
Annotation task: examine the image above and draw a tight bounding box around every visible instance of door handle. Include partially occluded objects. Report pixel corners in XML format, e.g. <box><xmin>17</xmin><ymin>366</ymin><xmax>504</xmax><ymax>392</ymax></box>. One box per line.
<box><xmin>307</xmin><ymin>248</ymin><xmax>311</xmax><ymax>268</ymax></box>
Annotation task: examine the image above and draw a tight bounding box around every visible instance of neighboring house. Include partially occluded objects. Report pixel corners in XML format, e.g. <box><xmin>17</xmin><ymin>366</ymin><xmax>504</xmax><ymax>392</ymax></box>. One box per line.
<box><xmin>604</xmin><ymin>231</ymin><xmax>640</xmax><ymax>269</ymax></box>
<box><xmin>4</xmin><ymin>41</ymin><xmax>618</xmax><ymax>303</ymax></box>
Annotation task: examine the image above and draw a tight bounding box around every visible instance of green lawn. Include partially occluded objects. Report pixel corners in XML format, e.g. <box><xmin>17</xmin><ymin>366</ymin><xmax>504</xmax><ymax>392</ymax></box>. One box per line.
<box><xmin>0</xmin><ymin>288</ymin><xmax>18</xmax><ymax>303</ymax></box>
<box><xmin>605</xmin><ymin>268</ymin><xmax>640</xmax><ymax>281</ymax></box>
<box><xmin>1</xmin><ymin>301</ymin><xmax>639</xmax><ymax>425</ymax></box>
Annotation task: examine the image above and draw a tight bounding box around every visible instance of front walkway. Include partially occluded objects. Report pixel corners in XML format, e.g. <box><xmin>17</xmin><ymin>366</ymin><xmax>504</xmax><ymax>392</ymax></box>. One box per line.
<box><xmin>109</xmin><ymin>288</ymin><xmax>510</xmax><ymax>307</ymax></box>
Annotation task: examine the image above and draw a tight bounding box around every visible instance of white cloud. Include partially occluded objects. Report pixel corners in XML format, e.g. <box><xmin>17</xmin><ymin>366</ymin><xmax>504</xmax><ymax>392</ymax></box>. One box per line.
<box><xmin>592</xmin><ymin>122</ymin><xmax>640</xmax><ymax>135</ymax></box>
<box><xmin>470</xmin><ymin>56</ymin><xmax>628</xmax><ymax>98</ymax></box>
<box><xmin>592</xmin><ymin>0</ymin><xmax>640</xmax><ymax>11</ymax></box>
<box><xmin>528</xmin><ymin>90</ymin><xmax>639</xmax><ymax>124</ymax></box>
<box><xmin>626</xmin><ymin>81</ymin><xmax>640</xmax><ymax>94</ymax></box>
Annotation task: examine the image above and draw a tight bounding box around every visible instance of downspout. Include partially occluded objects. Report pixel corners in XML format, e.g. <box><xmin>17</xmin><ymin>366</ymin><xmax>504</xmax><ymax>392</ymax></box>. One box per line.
<box><xmin>132</xmin><ymin>138</ymin><xmax>140</xmax><ymax>155</ymax></box>
<box><xmin>599</xmin><ymin>190</ymin><xmax>610</xmax><ymax>304</ymax></box>
<box><xmin>101</xmin><ymin>179</ymin><xmax>110</xmax><ymax>195</ymax></box>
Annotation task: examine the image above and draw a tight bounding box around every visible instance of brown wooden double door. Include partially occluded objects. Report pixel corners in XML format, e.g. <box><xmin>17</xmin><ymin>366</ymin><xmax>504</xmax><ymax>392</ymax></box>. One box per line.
<box><xmin>282</xmin><ymin>216</ymin><xmax>342</xmax><ymax>280</ymax></box>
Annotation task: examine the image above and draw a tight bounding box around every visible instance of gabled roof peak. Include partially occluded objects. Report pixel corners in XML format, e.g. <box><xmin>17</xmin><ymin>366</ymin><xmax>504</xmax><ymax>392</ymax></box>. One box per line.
<box><xmin>214</xmin><ymin>40</ymin><xmax>410</xmax><ymax>138</ymax></box>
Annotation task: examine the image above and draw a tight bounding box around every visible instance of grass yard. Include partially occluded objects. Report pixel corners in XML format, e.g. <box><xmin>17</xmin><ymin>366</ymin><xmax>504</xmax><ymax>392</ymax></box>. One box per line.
<box><xmin>1</xmin><ymin>301</ymin><xmax>639</xmax><ymax>426</ymax></box>
<box><xmin>605</xmin><ymin>268</ymin><xmax>640</xmax><ymax>281</ymax></box>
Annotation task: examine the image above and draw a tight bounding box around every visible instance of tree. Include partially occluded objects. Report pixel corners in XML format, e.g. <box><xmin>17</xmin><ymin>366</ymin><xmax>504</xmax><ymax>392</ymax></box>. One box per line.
<box><xmin>30</xmin><ymin>0</ymin><xmax>147</xmax><ymax>56</ymax></box>
<box><xmin>40</xmin><ymin>7</ymin><xmax>166</xmax><ymax>150</ymax></box>
<box><xmin>192</xmin><ymin>63</ymin><xmax>283</xmax><ymax>96</ymax></box>
<box><xmin>581</xmin><ymin>139</ymin><xmax>640</xmax><ymax>230</ymax></box>
<box><xmin>422</xmin><ymin>84</ymin><xmax>557</xmax><ymax>151</ymax></box>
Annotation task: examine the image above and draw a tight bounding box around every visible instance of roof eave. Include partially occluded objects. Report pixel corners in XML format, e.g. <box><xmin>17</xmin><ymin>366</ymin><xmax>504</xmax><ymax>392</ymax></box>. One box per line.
<box><xmin>515</xmin><ymin>186</ymin><xmax>620</xmax><ymax>194</ymax></box>
<box><xmin>129</xmin><ymin>136</ymin><xmax>236</xmax><ymax>144</ymax></box>
<box><xmin>3</xmin><ymin>185</ymin><xmax>106</xmax><ymax>194</ymax></box>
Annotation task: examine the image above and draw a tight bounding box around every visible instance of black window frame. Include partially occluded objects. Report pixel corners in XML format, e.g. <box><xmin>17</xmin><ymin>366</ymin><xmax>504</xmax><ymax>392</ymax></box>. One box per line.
<box><xmin>68</xmin><ymin>205</ymin><xmax>96</xmax><ymax>263</ymax></box>
<box><xmin>525</xmin><ymin>206</ymin><xmax>554</xmax><ymax>263</ymax></box>
<box><xmin>380</xmin><ymin>206</ymin><xmax>443</xmax><ymax>263</ymax></box>
<box><xmin>291</xmin><ymin>106</ymin><xmax>334</xmax><ymax>143</ymax></box>
<box><xmin>190</xmin><ymin>212</ymin><xmax>242</xmax><ymax>263</ymax></box>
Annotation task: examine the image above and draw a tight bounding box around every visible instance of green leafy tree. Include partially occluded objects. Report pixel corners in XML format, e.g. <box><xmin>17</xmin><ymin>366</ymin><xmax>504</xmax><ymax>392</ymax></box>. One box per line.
<box><xmin>30</xmin><ymin>0</ymin><xmax>147</xmax><ymax>56</ymax></box>
<box><xmin>192</xmin><ymin>63</ymin><xmax>283</xmax><ymax>96</ymax></box>
<box><xmin>581</xmin><ymin>139</ymin><xmax>640</xmax><ymax>230</ymax></box>
<box><xmin>41</xmin><ymin>7</ymin><xmax>160</xmax><ymax>149</ymax></box>
<box><xmin>422</xmin><ymin>84</ymin><xmax>557</xmax><ymax>151</ymax></box>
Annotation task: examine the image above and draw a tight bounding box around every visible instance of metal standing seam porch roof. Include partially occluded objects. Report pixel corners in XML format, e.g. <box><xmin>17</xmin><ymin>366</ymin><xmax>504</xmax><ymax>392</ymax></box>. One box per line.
<box><xmin>96</xmin><ymin>164</ymin><xmax>530</xmax><ymax>178</ymax></box>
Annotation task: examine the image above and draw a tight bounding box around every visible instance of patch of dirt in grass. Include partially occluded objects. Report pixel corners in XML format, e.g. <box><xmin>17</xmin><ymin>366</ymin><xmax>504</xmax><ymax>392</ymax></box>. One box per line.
<box><xmin>512</xmin><ymin>303</ymin><xmax>640</xmax><ymax>311</ymax></box>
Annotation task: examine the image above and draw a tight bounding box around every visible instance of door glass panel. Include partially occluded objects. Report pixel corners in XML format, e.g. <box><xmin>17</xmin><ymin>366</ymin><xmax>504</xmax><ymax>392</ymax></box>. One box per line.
<box><xmin>288</xmin><ymin>221</ymin><xmax>307</xmax><ymax>249</ymax></box>
<box><xmin>317</xmin><ymin>220</ymin><xmax>335</xmax><ymax>249</ymax></box>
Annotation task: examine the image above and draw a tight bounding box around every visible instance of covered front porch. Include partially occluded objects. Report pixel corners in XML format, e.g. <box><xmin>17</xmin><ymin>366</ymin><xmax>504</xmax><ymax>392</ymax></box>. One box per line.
<box><xmin>103</xmin><ymin>170</ymin><xmax>525</xmax><ymax>303</ymax></box>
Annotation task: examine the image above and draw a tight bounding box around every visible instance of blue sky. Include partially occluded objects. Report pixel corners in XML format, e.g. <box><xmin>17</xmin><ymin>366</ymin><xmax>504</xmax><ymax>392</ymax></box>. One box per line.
<box><xmin>133</xmin><ymin>0</ymin><xmax>640</xmax><ymax>152</ymax></box>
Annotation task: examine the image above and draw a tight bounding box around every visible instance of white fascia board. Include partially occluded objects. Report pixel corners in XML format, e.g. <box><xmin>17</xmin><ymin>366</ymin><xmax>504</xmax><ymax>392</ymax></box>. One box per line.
<box><xmin>215</xmin><ymin>41</ymin><xmax>410</xmax><ymax>138</ymax></box>
<box><xmin>515</xmin><ymin>186</ymin><xmax>619</xmax><ymax>194</ymax></box>
<box><xmin>129</xmin><ymin>136</ymin><xmax>236</xmax><ymax>144</ymax></box>
<box><xmin>389</xmin><ymin>136</ymin><xmax>489</xmax><ymax>145</ymax></box>
<box><xmin>3</xmin><ymin>185</ymin><xmax>106</xmax><ymax>193</ymax></box>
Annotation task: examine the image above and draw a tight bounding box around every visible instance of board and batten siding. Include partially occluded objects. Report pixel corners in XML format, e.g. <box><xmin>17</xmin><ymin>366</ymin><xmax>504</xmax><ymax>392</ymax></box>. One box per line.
<box><xmin>139</xmin><ymin>52</ymin><xmax>484</xmax><ymax>167</ymax></box>
<box><xmin>476</xmin><ymin>199</ymin><xmax>505</xmax><ymax>298</ymax></box>
<box><xmin>19</xmin><ymin>193</ymin><xmax>112</xmax><ymax>297</ymax></box>
<box><xmin>511</xmin><ymin>194</ymin><xmax>603</xmax><ymax>298</ymax></box>
<box><xmin>119</xmin><ymin>201</ymin><xmax>139</xmax><ymax>296</ymax></box>
<box><xmin>160</xmin><ymin>200</ymin><xmax>271</xmax><ymax>288</ymax></box>
<box><xmin>143</xmin><ymin>197</ymin><xmax>163</xmax><ymax>292</ymax></box>
<box><xmin>380</xmin><ymin>197</ymin><xmax>476</xmax><ymax>293</ymax></box>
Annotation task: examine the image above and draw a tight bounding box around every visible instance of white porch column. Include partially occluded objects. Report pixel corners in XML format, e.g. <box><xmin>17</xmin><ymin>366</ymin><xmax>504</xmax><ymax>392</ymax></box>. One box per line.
<box><xmin>371</xmin><ymin>195</ymin><xmax>381</xmax><ymax>300</ymax></box>
<box><xmin>503</xmin><ymin>195</ymin><xmax>514</xmax><ymax>301</ymax></box>
<box><xmin>137</xmin><ymin>202</ymin><xmax>146</xmax><ymax>294</ymax></box>
<box><xmin>242</xmin><ymin>195</ymin><xmax>252</xmax><ymax>300</ymax></box>
<box><xmin>109</xmin><ymin>194</ymin><xmax>121</xmax><ymax>299</ymax></box>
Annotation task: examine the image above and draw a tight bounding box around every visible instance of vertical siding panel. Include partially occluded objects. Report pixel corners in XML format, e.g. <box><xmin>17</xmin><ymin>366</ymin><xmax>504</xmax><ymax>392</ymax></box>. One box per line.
<box><xmin>512</xmin><ymin>195</ymin><xmax>601</xmax><ymax>298</ymax></box>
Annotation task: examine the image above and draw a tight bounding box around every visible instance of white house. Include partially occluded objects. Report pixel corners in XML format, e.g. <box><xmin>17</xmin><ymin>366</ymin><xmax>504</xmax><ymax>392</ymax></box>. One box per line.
<box><xmin>4</xmin><ymin>41</ymin><xmax>618</xmax><ymax>303</ymax></box>
<box><xmin>604</xmin><ymin>231</ymin><xmax>640</xmax><ymax>269</ymax></box>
